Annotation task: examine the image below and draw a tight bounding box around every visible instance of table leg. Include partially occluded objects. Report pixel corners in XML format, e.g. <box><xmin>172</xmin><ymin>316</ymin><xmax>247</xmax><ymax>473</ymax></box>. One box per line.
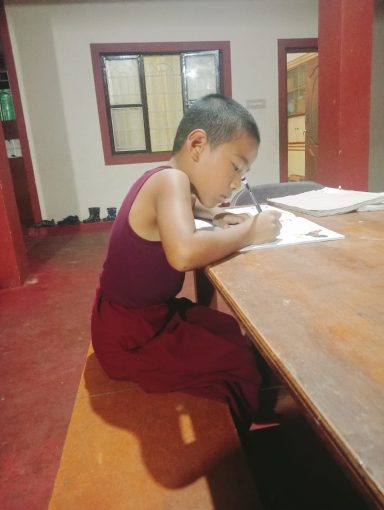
<box><xmin>194</xmin><ymin>269</ymin><xmax>216</xmax><ymax>306</ymax></box>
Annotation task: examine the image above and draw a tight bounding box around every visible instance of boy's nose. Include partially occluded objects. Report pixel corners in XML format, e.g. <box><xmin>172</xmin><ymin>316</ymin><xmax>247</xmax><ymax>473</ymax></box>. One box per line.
<box><xmin>231</xmin><ymin>175</ymin><xmax>242</xmax><ymax>190</ymax></box>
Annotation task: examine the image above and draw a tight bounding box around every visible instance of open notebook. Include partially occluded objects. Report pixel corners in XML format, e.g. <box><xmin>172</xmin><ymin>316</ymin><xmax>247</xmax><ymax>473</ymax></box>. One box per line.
<box><xmin>195</xmin><ymin>205</ymin><xmax>345</xmax><ymax>251</ymax></box>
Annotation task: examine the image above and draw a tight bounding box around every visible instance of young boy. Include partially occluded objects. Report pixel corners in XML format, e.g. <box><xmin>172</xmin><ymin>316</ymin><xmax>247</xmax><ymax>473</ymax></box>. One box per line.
<box><xmin>91</xmin><ymin>94</ymin><xmax>281</xmax><ymax>431</ymax></box>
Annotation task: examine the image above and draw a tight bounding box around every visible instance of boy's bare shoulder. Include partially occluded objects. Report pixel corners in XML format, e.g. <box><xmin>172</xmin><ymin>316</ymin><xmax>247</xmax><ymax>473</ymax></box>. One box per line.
<box><xmin>153</xmin><ymin>167</ymin><xmax>188</xmax><ymax>181</ymax></box>
<box><xmin>149</xmin><ymin>167</ymin><xmax>190</xmax><ymax>193</ymax></box>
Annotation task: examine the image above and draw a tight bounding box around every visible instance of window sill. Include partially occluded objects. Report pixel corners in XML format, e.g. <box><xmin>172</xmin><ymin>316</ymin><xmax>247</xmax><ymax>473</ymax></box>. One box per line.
<box><xmin>104</xmin><ymin>151</ymin><xmax>172</xmax><ymax>166</ymax></box>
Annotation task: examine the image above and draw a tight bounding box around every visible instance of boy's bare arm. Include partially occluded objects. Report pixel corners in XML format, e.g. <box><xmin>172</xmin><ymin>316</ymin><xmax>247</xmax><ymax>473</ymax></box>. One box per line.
<box><xmin>193</xmin><ymin>196</ymin><xmax>249</xmax><ymax>228</ymax></box>
<box><xmin>192</xmin><ymin>196</ymin><xmax>222</xmax><ymax>220</ymax></box>
<box><xmin>155</xmin><ymin>170</ymin><xmax>281</xmax><ymax>271</ymax></box>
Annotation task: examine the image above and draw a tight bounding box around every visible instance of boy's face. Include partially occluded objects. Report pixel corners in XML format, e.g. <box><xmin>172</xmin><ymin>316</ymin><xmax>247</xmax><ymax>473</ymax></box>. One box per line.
<box><xmin>194</xmin><ymin>130</ymin><xmax>259</xmax><ymax>208</ymax></box>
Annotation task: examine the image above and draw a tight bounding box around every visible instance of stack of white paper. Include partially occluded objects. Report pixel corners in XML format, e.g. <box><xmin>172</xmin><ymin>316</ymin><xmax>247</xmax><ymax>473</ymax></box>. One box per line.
<box><xmin>267</xmin><ymin>187</ymin><xmax>384</xmax><ymax>216</ymax></box>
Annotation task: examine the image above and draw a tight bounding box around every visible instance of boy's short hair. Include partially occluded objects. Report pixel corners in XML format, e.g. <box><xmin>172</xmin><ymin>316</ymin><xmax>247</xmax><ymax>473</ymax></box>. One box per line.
<box><xmin>172</xmin><ymin>93</ymin><xmax>260</xmax><ymax>153</ymax></box>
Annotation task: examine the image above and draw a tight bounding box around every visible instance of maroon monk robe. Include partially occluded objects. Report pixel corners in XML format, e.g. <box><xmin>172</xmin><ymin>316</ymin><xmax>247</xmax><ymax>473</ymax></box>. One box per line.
<box><xmin>91</xmin><ymin>166</ymin><xmax>261</xmax><ymax>428</ymax></box>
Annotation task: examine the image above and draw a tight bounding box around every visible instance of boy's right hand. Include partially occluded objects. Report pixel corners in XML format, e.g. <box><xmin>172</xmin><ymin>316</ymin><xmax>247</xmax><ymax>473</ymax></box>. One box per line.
<box><xmin>250</xmin><ymin>210</ymin><xmax>282</xmax><ymax>244</ymax></box>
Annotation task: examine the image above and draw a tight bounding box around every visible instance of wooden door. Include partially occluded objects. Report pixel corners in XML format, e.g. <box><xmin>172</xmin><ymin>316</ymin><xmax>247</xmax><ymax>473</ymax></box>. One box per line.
<box><xmin>305</xmin><ymin>57</ymin><xmax>319</xmax><ymax>181</ymax></box>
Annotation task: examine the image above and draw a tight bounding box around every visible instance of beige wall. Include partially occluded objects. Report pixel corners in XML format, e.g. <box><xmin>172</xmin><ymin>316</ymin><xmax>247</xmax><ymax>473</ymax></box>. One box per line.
<box><xmin>5</xmin><ymin>0</ymin><xmax>318</xmax><ymax>221</ymax></box>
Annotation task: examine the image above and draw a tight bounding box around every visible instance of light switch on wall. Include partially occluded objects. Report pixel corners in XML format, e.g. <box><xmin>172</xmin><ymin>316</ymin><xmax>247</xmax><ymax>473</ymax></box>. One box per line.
<box><xmin>246</xmin><ymin>98</ymin><xmax>266</xmax><ymax>109</ymax></box>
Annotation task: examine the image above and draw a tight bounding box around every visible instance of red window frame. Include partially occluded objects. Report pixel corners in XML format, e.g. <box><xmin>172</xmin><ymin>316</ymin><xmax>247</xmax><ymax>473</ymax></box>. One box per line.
<box><xmin>91</xmin><ymin>41</ymin><xmax>232</xmax><ymax>165</ymax></box>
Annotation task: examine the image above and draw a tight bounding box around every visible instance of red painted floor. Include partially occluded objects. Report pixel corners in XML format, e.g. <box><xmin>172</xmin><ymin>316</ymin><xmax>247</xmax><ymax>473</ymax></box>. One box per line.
<box><xmin>0</xmin><ymin>228</ymin><xmax>111</xmax><ymax>510</ymax></box>
<box><xmin>0</xmin><ymin>227</ymin><xmax>371</xmax><ymax>510</ymax></box>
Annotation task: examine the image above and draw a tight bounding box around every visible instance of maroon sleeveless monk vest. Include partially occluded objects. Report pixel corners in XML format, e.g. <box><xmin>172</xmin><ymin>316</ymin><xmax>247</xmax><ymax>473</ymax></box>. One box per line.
<box><xmin>99</xmin><ymin>166</ymin><xmax>185</xmax><ymax>307</ymax></box>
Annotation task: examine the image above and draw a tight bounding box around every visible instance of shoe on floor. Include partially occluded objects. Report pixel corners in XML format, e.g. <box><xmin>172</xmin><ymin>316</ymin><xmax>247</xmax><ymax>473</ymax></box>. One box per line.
<box><xmin>57</xmin><ymin>215</ymin><xmax>80</xmax><ymax>226</ymax></box>
<box><xmin>32</xmin><ymin>219</ymin><xmax>55</xmax><ymax>228</ymax></box>
<box><xmin>102</xmin><ymin>207</ymin><xmax>117</xmax><ymax>222</ymax></box>
<box><xmin>83</xmin><ymin>207</ymin><xmax>100</xmax><ymax>223</ymax></box>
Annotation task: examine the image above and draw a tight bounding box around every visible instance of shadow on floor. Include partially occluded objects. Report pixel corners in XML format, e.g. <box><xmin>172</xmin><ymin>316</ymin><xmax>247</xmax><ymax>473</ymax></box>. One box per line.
<box><xmin>82</xmin><ymin>352</ymin><xmax>263</xmax><ymax>510</ymax></box>
<box><xmin>244</xmin><ymin>390</ymin><xmax>371</xmax><ymax>510</ymax></box>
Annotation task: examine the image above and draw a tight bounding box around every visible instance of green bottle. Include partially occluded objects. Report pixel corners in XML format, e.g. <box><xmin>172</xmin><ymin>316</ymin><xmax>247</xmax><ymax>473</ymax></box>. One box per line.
<box><xmin>0</xmin><ymin>89</ymin><xmax>15</xmax><ymax>120</ymax></box>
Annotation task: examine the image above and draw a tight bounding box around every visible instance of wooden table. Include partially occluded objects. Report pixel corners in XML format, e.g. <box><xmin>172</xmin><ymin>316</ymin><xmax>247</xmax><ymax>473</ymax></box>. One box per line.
<box><xmin>201</xmin><ymin>211</ymin><xmax>384</xmax><ymax>509</ymax></box>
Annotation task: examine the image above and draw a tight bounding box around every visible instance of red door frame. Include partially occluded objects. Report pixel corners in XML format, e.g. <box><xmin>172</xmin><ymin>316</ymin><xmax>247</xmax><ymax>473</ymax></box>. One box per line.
<box><xmin>278</xmin><ymin>38</ymin><xmax>318</xmax><ymax>182</ymax></box>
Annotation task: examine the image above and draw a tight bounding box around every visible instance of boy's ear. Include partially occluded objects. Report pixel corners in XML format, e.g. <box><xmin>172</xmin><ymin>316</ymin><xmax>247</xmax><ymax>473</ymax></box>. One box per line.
<box><xmin>187</xmin><ymin>129</ymin><xmax>208</xmax><ymax>161</ymax></box>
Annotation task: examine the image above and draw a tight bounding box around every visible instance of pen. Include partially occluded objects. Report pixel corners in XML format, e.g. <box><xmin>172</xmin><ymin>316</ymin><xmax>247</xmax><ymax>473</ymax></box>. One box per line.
<box><xmin>241</xmin><ymin>177</ymin><xmax>263</xmax><ymax>214</ymax></box>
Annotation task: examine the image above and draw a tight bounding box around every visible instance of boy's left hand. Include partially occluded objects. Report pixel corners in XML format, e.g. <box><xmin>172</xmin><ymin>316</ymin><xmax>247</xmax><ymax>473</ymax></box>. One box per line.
<box><xmin>213</xmin><ymin>212</ymin><xmax>250</xmax><ymax>229</ymax></box>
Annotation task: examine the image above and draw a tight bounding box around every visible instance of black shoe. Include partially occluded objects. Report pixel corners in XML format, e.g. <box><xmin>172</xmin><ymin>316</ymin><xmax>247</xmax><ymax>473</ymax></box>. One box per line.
<box><xmin>57</xmin><ymin>215</ymin><xmax>80</xmax><ymax>226</ymax></box>
<box><xmin>102</xmin><ymin>207</ymin><xmax>117</xmax><ymax>222</ymax></box>
<box><xmin>83</xmin><ymin>207</ymin><xmax>100</xmax><ymax>223</ymax></box>
<box><xmin>33</xmin><ymin>219</ymin><xmax>55</xmax><ymax>228</ymax></box>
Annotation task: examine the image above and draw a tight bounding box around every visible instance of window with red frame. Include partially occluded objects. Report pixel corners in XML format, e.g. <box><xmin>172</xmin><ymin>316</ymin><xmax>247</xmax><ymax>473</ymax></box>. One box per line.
<box><xmin>91</xmin><ymin>42</ymin><xmax>231</xmax><ymax>165</ymax></box>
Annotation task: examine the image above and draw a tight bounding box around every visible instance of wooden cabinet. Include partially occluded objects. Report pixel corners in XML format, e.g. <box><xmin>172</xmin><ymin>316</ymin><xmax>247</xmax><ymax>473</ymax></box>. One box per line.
<box><xmin>287</xmin><ymin>53</ymin><xmax>318</xmax><ymax>181</ymax></box>
<box><xmin>287</xmin><ymin>65</ymin><xmax>305</xmax><ymax>116</ymax></box>
<box><xmin>287</xmin><ymin>53</ymin><xmax>317</xmax><ymax>117</ymax></box>
<box><xmin>0</xmin><ymin>54</ymin><xmax>34</xmax><ymax>226</ymax></box>
<box><xmin>288</xmin><ymin>115</ymin><xmax>305</xmax><ymax>143</ymax></box>
<box><xmin>288</xmin><ymin>115</ymin><xmax>305</xmax><ymax>178</ymax></box>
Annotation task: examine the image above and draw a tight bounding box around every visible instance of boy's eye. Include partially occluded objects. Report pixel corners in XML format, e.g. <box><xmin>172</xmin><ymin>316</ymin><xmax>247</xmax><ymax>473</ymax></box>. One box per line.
<box><xmin>232</xmin><ymin>163</ymin><xmax>241</xmax><ymax>172</ymax></box>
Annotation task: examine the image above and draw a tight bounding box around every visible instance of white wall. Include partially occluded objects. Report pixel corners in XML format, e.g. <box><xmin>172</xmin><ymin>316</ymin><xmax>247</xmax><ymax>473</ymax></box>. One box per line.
<box><xmin>5</xmin><ymin>0</ymin><xmax>318</xmax><ymax>221</ymax></box>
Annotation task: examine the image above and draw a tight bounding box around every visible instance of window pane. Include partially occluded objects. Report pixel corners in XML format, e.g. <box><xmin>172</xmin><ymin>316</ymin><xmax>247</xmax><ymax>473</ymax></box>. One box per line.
<box><xmin>144</xmin><ymin>55</ymin><xmax>184</xmax><ymax>152</ymax></box>
<box><xmin>104</xmin><ymin>57</ymin><xmax>141</xmax><ymax>105</ymax></box>
<box><xmin>111</xmin><ymin>107</ymin><xmax>146</xmax><ymax>152</ymax></box>
<box><xmin>184</xmin><ymin>52</ymin><xmax>219</xmax><ymax>101</ymax></box>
